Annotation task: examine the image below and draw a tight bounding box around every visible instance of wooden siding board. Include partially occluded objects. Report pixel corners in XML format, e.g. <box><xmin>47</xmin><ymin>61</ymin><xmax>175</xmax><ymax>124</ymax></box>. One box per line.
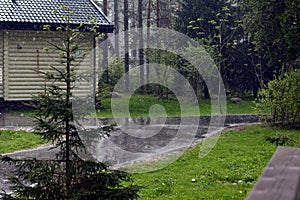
<box><xmin>6</xmin><ymin>31</ymin><xmax>43</xmax><ymax>100</ymax></box>
<box><xmin>4</xmin><ymin>30</ymin><xmax>95</xmax><ymax>101</ymax></box>
<box><xmin>4</xmin><ymin>31</ymin><xmax>9</xmax><ymax>100</ymax></box>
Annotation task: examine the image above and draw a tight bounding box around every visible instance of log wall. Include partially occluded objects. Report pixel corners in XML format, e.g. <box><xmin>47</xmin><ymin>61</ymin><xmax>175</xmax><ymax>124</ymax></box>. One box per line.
<box><xmin>0</xmin><ymin>30</ymin><xmax>96</xmax><ymax>101</ymax></box>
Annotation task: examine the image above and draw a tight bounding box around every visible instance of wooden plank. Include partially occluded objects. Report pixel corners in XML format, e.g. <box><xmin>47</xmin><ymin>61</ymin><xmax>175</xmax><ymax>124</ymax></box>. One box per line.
<box><xmin>246</xmin><ymin>147</ymin><xmax>300</xmax><ymax>200</ymax></box>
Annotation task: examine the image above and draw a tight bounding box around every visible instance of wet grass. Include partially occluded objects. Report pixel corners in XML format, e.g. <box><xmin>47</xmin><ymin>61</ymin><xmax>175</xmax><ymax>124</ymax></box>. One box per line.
<box><xmin>131</xmin><ymin>125</ymin><xmax>300</xmax><ymax>199</ymax></box>
<box><xmin>0</xmin><ymin>130</ymin><xmax>46</xmax><ymax>154</ymax></box>
<box><xmin>5</xmin><ymin>95</ymin><xmax>256</xmax><ymax>118</ymax></box>
<box><xmin>97</xmin><ymin>95</ymin><xmax>257</xmax><ymax>118</ymax></box>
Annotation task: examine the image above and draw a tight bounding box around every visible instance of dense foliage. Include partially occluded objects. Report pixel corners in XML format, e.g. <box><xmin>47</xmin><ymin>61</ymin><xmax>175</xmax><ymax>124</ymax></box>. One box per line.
<box><xmin>175</xmin><ymin>0</ymin><xmax>258</xmax><ymax>97</ymax></box>
<box><xmin>241</xmin><ymin>0</ymin><xmax>300</xmax><ymax>69</ymax></box>
<box><xmin>175</xmin><ymin>0</ymin><xmax>300</xmax><ymax>98</ymax></box>
<box><xmin>256</xmin><ymin>69</ymin><xmax>300</xmax><ymax>128</ymax></box>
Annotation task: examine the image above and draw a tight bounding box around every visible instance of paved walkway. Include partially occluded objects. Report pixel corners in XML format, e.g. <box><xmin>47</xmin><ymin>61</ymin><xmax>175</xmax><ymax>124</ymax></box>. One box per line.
<box><xmin>0</xmin><ymin>145</ymin><xmax>57</xmax><ymax>194</ymax></box>
<box><xmin>0</xmin><ymin>113</ymin><xmax>262</xmax><ymax>194</ymax></box>
<box><xmin>0</xmin><ymin>113</ymin><xmax>34</xmax><ymax>128</ymax></box>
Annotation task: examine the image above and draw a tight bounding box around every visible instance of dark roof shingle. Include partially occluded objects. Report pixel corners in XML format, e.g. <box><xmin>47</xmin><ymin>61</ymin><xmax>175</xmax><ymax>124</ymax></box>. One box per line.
<box><xmin>0</xmin><ymin>0</ymin><xmax>113</xmax><ymax>32</ymax></box>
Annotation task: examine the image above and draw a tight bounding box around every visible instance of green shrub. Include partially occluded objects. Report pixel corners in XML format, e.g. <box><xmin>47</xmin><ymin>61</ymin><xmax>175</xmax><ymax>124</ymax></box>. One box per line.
<box><xmin>256</xmin><ymin>69</ymin><xmax>300</xmax><ymax>128</ymax></box>
<box><xmin>96</xmin><ymin>58</ymin><xmax>124</xmax><ymax>110</ymax></box>
<box><xmin>265</xmin><ymin>134</ymin><xmax>292</xmax><ymax>146</ymax></box>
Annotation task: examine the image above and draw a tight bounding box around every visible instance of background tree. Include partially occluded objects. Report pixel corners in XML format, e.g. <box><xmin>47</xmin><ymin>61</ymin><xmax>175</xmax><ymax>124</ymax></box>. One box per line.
<box><xmin>114</xmin><ymin>0</ymin><xmax>120</xmax><ymax>57</ymax></box>
<box><xmin>102</xmin><ymin>0</ymin><xmax>109</xmax><ymax>83</ymax></box>
<box><xmin>241</xmin><ymin>0</ymin><xmax>300</xmax><ymax>80</ymax></box>
<box><xmin>187</xmin><ymin>4</ymin><xmax>244</xmax><ymax>112</ymax></box>
<box><xmin>241</xmin><ymin>0</ymin><xmax>300</xmax><ymax>128</ymax></box>
<box><xmin>175</xmin><ymin>0</ymin><xmax>226</xmax><ymax>38</ymax></box>
<box><xmin>176</xmin><ymin>0</ymin><xmax>272</xmax><ymax>98</ymax></box>
<box><xmin>138</xmin><ymin>0</ymin><xmax>145</xmax><ymax>93</ymax></box>
<box><xmin>146</xmin><ymin>0</ymin><xmax>152</xmax><ymax>93</ymax></box>
<box><xmin>96</xmin><ymin>0</ymin><xmax>185</xmax><ymax>97</ymax></box>
<box><xmin>124</xmin><ymin>0</ymin><xmax>130</xmax><ymax>92</ymax></box>
<box><xmin>176</xmin><ymin>0</ymin><xmax>226</xmax><ymax>100</ymax></box>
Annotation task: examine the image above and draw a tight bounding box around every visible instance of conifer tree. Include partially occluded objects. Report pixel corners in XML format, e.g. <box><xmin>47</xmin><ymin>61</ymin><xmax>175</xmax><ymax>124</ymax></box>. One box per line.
<box><xmin>0</xmin><ymin>6</ymin><xmax>139</xmax><ymax>200</ymax></box>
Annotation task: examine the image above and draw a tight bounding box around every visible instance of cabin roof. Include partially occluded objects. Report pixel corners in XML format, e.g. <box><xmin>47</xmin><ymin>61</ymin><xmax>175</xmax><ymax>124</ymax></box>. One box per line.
<box><xmin>0</xmin><ymin>0</ymin><xmax>113</xmax><ymax>32</ymax></box>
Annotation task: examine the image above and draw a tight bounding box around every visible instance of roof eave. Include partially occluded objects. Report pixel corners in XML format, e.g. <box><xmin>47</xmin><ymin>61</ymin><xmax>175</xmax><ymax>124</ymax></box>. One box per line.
<box><xmin>0</xmin><ymin>22</ymin><xmax>114</xmax><ymax>33</ymax></box>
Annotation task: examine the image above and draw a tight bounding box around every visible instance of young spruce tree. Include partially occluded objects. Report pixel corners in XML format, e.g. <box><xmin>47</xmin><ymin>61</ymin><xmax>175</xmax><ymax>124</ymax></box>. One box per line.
<box><xmin>0</xmin><ymin>6</ymin><xmax>139</xmax><ymax>200</ymax></box>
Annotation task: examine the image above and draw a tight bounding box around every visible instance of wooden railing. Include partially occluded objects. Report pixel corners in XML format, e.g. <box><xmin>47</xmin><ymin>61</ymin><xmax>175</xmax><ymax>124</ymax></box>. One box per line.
<box><xmin>247</xmin><ymin>146</ymin><xmax>300</xmax><ymax>200</ymax></box>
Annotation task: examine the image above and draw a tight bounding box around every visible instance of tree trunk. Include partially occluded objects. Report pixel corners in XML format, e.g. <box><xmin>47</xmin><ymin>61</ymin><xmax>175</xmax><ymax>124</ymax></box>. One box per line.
<box><xmin>103</xmin><ymin>0</ymin><xmax>109</xmax><ymax>83</ymax></box>
<box><xmin>218</xmin><ymin>22</ymin><xmax>223</xmax><ymax>114</ymax></box>
<box><xmin>138</xmin><ymin>0</ymin><xmax>144</xmax><ymax>93</ymax></box>
<box><xmin>156</xmin><ymin>0</ymin><xmax>160</xmax><ymax>28</ymax></box>
<box><xmin>65</xmin><ymin>15</ymin><xmax>72</xmax><ymax>200</ymax></box>
<box><xmin>155</xmin><ymin>0</ymin><xmax>163</xmax><ymax>98</ymax></box>
<box><xmin>114</xmin><ymin>0</ymin><xmax>119</xmax><ymax>57</ymax></box>
<box><xmin>103</xmin><ymin>0</ymin><xmax>108</xmax><ymax>14</ymax></box>
<box><xmin>146</xmin><ymin>0</ymin><xmax>152</xmax><ymax>93</ymax></box>
<box><xmin>131</xmin><ymin>0</ymin><xmax>137</xmax><ymax>59</ymax></box>
<box><xmin>204</xmin><ymin>84</ymin><xmax>209</xmax><ymax>99</ymax></box>
<box><xmin>124</xmin><ymin>0</ymin><xmax>130</xmax><ymax>92</ymax></box>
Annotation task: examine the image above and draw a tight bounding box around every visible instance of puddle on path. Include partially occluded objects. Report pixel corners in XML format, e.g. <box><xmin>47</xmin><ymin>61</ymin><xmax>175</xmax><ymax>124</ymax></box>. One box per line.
<box><xmin>0</xmin><ymin>114</ymin><xmax>261</xmax><ymax>193</ymax></box>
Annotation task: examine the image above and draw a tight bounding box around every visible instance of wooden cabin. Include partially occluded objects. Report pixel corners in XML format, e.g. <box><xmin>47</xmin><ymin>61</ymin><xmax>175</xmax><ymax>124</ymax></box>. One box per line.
<box><xmin>0</xmin><ymin>0</ymin><xmax>113</xmax><ymax>101</ymax></box>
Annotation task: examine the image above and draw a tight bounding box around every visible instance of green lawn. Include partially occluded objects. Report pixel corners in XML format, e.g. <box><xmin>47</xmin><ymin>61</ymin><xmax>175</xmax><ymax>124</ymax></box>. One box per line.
<box><xmin>97</xmin><ymin>95</ymin><xmax>257</xmax><ymax>118</ymax></box>
<box><xmin>8</xmin><ymin>95</ymin><xmax>257</xmax><ymax>118</ymax></box>
<box><xmin>0</xmin><ymin>130</ymin><xmax>46</xmax><ymax>154</ymax></box>
<box><xmin>131</xmin><ymin>125</ymin><xmax>300</xmax><ymax>199</ymax></box>
<box><xmin>1</xmin><ymin>102</ymin><xmax>298</xmax><ymax>199</ymax></box>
